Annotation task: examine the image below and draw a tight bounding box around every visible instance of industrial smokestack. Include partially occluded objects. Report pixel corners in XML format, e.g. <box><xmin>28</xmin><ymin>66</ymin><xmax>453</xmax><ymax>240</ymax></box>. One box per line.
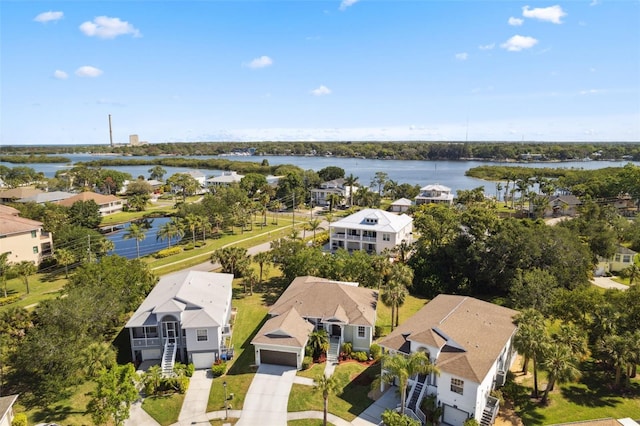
<box><xmin>108</xmin><ymin>114</ymin><xmax>114</xmax><ymax>147</ymax></box>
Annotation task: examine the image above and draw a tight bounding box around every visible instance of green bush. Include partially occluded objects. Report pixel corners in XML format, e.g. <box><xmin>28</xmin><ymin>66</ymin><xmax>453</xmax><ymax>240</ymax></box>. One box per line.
<box><xmin>173</xmin><ymin>362</ymin><xmax>195</xmax><ymax>378</ymax></box>
<box><xmin>341</xmin><ymin>342</ymin><xmax>353</xmax><ymax>357</ymax></box>
<box><xmin>302</xmin><ymin>356</ymin><xmax>313</xmax><ymax>370</ymax></box>
<box><xmin>0</xmin><ymin>294</ymin><xmax>21</xmax><ymax>306</ymax></box>
<box><xmin>369</xmin><ymin>343</ymin><xmax>382</xmax><ymax>360</ymax></box>
<box><xmin>463</xmin><ymin>419</ymin><xmax>480</xmax><ymax>426</ymax></box>
<box><xmin>184</xmin><ymin>243</ymin><xmax>195</xmax><ymax>251</ymax></box>
<box><xmin>353</xmin><ymin>351</ymin><xmax>368</xmax><ymax>362</ymax></box>
<box><xmin>11</xmin><ymin>413</ymin><xmax>27</xmax><ymax>426</ymax></box>
<box><xmin>374</xmin><ymin>325</ymin><xmax>383</xmax><ymax>339</ymax></box>
<box><xmin>211</xmin><ymin>361</ymin><xmax>227</xmax><ymax>377</ymax></box>
<box><xmin>195</xmin><ymin>241</ymin><xmax>206</xmax><ymax>247</ymax></box>
<box><xmin>155</xmin><ymin>246</ymin><xmax>183</xmax><ymax>258</ymax></box>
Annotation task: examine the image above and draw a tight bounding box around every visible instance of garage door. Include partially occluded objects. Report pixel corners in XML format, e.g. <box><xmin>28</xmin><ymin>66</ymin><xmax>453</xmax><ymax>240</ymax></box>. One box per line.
<box><xmin>260</xmin><ymin>349</ymin><xmax>297</xmax><ymax>367</ymax></box>
<box><xmin>442</xmin><ymin>404</ymin><xmax>469</xmax><ymax>426</ymax></box>
<box><xmin>141</xmin><ymin>348</ymin><xmax>162</xmax><ymax>360</ymax></box>
<box><xmin>192</xmin><ymin>352</ymin><xmax>216</xmax><ymax>369</ymax></box>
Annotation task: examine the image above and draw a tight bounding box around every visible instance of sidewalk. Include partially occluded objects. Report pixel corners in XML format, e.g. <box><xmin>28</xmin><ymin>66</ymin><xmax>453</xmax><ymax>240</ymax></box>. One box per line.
<box><xmin>174</xmin><ymin>369</ymin><xmax>214</xmax><ymax>426</ymax></box>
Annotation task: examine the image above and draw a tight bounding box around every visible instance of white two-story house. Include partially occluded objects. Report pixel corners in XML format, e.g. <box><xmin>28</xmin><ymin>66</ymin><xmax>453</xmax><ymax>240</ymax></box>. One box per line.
<box><xmin>310</xmin><ymin>178</ymin><xmax>352</xmax><ymax>208</ymax></box>
<box><xmin>415</xmin><ymin>184</ymin><xmax>454</xmax><ymax>205</ymax></box>
<box><xmin>329</xmin><ymin>208</ymin><xmax>413</xmax><ymax>254</ymax></box>
<box><xmin>126</xmin><ymin>270</ymin><xmax>234</xmax><ymax>371</ymax></box>
<box><xmin>378</xmin><ymin>295</ymin><xmax>518</xmax><ymax>426</ymax></box>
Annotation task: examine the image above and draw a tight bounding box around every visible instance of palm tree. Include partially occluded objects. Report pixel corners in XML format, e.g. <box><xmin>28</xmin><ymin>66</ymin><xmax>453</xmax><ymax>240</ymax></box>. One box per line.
<box><xmin>344</xmin><ymin>174</ymin><xmax>359</xmax><ymax>206</ymax></box>
<box><xmin>601</xmin><ymin>333</ymin><xmax>632</xmax><ymax>389</ymax></box>
<box><xmin>314</xmin><ymin>374</ymin><xmax>341</xmax><ymax>426</ymax></box>
<box><xmin>253</xmin><ymin>251</ymin><xmax>272</xmax><ymax>284</ymax></box>
<box><xmin>0</xmin><ymin>252</ymin><xmax>10</xmax><ymax>298</ymax></box>
<box><xmin>386</xmin><ymin>263</ymin><xmax>413</xmax><ymax>328</ymax></box>
<box><xmin>307</xmin><ymin>329</ymin><xmax>329</xmax><ymax>361</ymax></box>
<box><xmin>184</xmin><ymin>213</ymin><xmax>199</xmax><ymax>245</ymax></box>
<box><xmin>540</xmin><ymin>344</ymin><xmax>580</xmax><ymax>404</ymax></box>
<box><xmin>211</xmin><ymin>212</ymin><xmax>224</xmax><ymax>234</ymax></box>
<box><xmin>625</xmin><ymin>263</ymin><xmax>640</xmax><ymax>285</ymax></box>
<box><xmin>80</xmin><ymin>342</ymin><xmax>117</xmax><ymax>378</ymax></box>
<box><xmin>371</xmin><ymin>254</ymin><xmax>392</xmax><ymax>289</ymax></box>
<box><xmin>97</xmin><ymin>238</ymin><xmax>115</xmax><ymax>257</ymax></box>
<box><xmin>553</xmin><ymin>323</ymin><xmax>590</xmax><ymax>362</ymax></box>
<box><xmin>211</xmin><ymin>247</ymin><xmax>249</xmax><ymax>277</ymax></box>
<box><xmin>379</xmin><ymin>352</ymin><xmax>440</xmax><ymax>415</ymax></box>
<box><xmin>54</xmin><ymin>248</ymin><xmax>75</xmax><ymax>278</ymax></box>
<box><xmin>270</xmin><ymin>200</ymin><xmax>283</xmax><ymax>225</ymax></box>
<box><xmin>513</xmin><ymin>309</ymin><xmax>549</xmax><ymax>398</ymax></box>
<box><xmin>495</xmin><ymin>182</ymin><xmax>503</xmax><ymax>202</ymax></box>
<box><xmin>123</xmin><ymin>223</ymin><xmax>146</xmax><ymax>259</ymax></box>
<box><xmin>12</xmin><ymin>261</ymin><xmax>36</xmax><ymax>294</ymax></box>
<box><xmin>326</xmin><ymin>193</ymin><xmax>343</xmax><ymax>212</ymax></box>
<box><xmin>142</xmin><ymin>364</ymin><xmax>163</xmax><ymax>395</ymax></box>
<box><xmin>306</xmin><ymin>218</ymin><xmax>324</xmax><ymax>241</ymax></box>
<box><xmin>242</xmin><ymin>269</ymin><xmax>258</xmax><ymax>295</ymax></box>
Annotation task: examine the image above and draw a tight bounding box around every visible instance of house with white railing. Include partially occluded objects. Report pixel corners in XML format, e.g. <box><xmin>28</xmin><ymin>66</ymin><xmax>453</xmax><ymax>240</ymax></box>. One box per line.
<box><xmin>251</xmin><ymin>276</ymin><xmax>378</xmax><ymax>369</ymax></box>
<box><xmin>415</xmin><ymin>184</ymin><xmax>454</xmax><ymax>205</ymax></box>
<box><xmin>329</xmin><ymin>208</ymin><xmax>413</xmax><ymax>254</ymax></box>
<box><xmin>378</xmin><ymin>295</ymin><xmax>518</xmax><ymax>426</ymax></box>
<box><xmin>126</xmin><ymin>270</ymin><xmax>235</xmax><ymax>371</ymax></box>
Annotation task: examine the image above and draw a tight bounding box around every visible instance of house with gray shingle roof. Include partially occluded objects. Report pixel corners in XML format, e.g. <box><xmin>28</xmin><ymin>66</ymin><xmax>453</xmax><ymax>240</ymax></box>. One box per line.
<box><xmin>251</xmin><ymin>276</ymin><xmax>378</xmax><ymax>369</ymax></box>
<box><xmin>16</xmin><ymin>190</ymin><xmax>75</xmax><ymax>204</ymax></box>
<box><xmin>126</xmin><ymin>270</ymin><xmax>234</xmax><ymax>371</ymax></box>
<box><xmin>378</xmin><ymin>295</ymin><xmax>518</xmax><ymax>426</ymax></box>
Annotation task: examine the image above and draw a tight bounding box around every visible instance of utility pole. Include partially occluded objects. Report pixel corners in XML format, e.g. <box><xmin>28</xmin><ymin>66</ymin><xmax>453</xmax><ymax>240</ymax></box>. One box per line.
<box><xmin>108</xmin><ymin>114</ymin><xmax>114</xmax><ymax>147</ymax></box>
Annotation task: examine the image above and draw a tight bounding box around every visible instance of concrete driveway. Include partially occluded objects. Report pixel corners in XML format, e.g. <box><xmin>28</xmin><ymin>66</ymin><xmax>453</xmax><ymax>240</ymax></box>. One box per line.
<box><xmin>236</xmin><ymin>364</ymin><xmax>297</xmax><ymax>426</ymax></box>
<box><xmin>592</xmin><ymin>276</ymin><xmax>629</xmax><ymax>290</ymax></box>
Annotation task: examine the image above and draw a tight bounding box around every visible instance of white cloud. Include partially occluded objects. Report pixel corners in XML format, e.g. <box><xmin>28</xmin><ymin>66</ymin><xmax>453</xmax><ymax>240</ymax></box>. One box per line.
<box><xmin>455</xmin><ymin>52</ymin><xmax>468</xmax><ymax>61</ymax></box>
<box><xmin>53</xmin><ymin>70</ymin><xmax>68</xmax><ymax>79</ymax></box>
<box><xmin>590</xmin><ymin>0</ymin><xmax>600</xmax><ymax>6</ymax></box>
<box><xmin>508</xmin><ymin>17</ymin><xmax>524</xmax><ymax>26</ymax></box>
<box><xmin>339</xmin><ymin>0</ymin><xmax>359</xmax><ymax>11</ymax></box>
<box><xmin>246</xmin><ymin>56</ymin><xmax>273</xmax><ymax>69</ymax></box>
<box><xmin>310</xmin><ymin>85</ymin><xmax>331</xmax><ymax>96</ymax></box>
<box><xmin>479</xmin><ymin>43</ymin><xmax>495</xmax><ymax>50</ymax></box>
<box><xmin>79</xmin><ymin>16</ymin><xmax>141</xmax><ymax>39</ymax></box>
<box><xmin>579</xmin><ymin>89</ymin><xmax>603</xmax><ymax>95</ymax></box>
<box><xmin>34</xmin><ymin>11</ymin><xmax>63</xmax><ymax>23</ymax></box>
<box><xmin>501</xmin><ymin>35</ymin><xmax>538</xmax><ymax>52</ymax></box>
<box><xmin>75</xmin><ymin>66</ymin><xmax>103</xmax><ymax>77</ymax></box>
<box><xmin>522</xmin><ymin>5</ymin><xmax>567</xmax><ymax>24</ymax></box>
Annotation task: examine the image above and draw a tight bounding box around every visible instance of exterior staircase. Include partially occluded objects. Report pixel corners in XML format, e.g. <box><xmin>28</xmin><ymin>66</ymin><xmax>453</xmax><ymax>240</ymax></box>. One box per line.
<box><xmin>327</xmin><ymin>337</ymin><xmax>340</xmax><ymax>364</ymax></box>
<box><xmin>407</xmin><ymin>374</ymin><xmax>426</xmax><ymax>412</ymax></box>
<box><xmin>480</xmin><ymin>396</ymin><xmax>500</xmax><ymax>426</ymax></box>
<box><xmin>162</xmin><ymin>342</ymin><xmax>177</xmax><ymax>376</ymax></box>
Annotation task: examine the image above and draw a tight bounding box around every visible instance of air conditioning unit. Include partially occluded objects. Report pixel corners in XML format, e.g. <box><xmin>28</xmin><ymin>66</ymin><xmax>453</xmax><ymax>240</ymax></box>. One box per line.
<box><xmin>495</xmin><ymin>370</ymin><xmax>506</xmax><ymax>387</ymax></box>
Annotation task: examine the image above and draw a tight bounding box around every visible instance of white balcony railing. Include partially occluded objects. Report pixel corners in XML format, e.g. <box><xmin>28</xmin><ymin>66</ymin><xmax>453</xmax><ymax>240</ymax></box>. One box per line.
<box><xmin>132</xmin><ymin>337</ymin><xmax>161</xmax><ymax>347</ymax></box>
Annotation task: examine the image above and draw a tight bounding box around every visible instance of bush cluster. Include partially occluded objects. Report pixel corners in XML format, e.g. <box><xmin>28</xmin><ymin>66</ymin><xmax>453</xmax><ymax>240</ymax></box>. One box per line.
<box><xmin>211</xmin><ymin>361</ymin><xmax>227</xmax><ymax>377</ymax></box>
<box><xmin>352</xmin><ymin>351</ymin><xmax>368</xmax><ymax>362</ymax></box>
<box><xmin>155</xmin><ymin>246</ymin><xmax>183</xmax><ymax>258</ymax></box>
<box><xmin>369</xmin><ymin>344</ymin><xmax>382</xmax><ymax>360</ymax></box>
<box><xmin>302</xmin><ymin>356</ymin><xmax>313</xmax><ymax>370</ymax></box>
<box><xmin>0</xmin><ymin>294</ymin><xmax>21</xmax><ymax>306</ymax></box>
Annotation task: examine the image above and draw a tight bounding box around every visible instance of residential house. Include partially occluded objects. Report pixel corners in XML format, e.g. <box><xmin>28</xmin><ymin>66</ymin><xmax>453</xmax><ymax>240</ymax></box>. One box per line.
<box><xmin>311</xmin><ymin>178</ymin><xmax>358</xmax><ymax>207</ymax></box>
<box><xmin>0</xmin><ymin>210</ymin><xmax>53</xmax><ymax>265</ymax></box>
<box><xmin>206</xmin><ymin>171</ymin><xmax>244</xmax><ymax>188</ymax></box>
<box><xmin>378</xmin><ymin>295</ymin><xmax>518</xmax><ymax>426</ymax></box>
<box><xmin>252</xmin><ymin>276</ymin><xmax>378</xmax><ymax>369</ymax></box>
<box><xmin>16</xmin><ymin>190</ymin><xmax>75</xmax><ymax>204</ymax></box>
<box><xmin>0</xmin><ymin>187</ymin><xmax>44</xmax><ymax>203</ymax></box>
<box><xmin>595</xmin><ymin>245</ymin><xmax>638</xmax><ymax>276</ymax></box>
<box><xmin>119</xmin><ymin>179</ymin><xmax>164</xmax><ymax>195</ymax></box>
<box><xmin>546</xmin><ymin>195</ymin><xmax>582</xmax><ymax>217</ymax></box>
<box><xmin>329</xmin><ymin>208</ymin><xmax>413</xmax><ymax>254</ymax></box>
<box><xmin>0</xmin><ymin>394</ymin><xmax>18</xmax><ymax>426</ymax></box>
<box><xmin>170</xmin><ymin>170</ymin><xmax>207</xmax><ymax>195</ymax></box>
<box><xmin>389</xmin><ymin>198</ymin><xmax>413</xmax><ymax>213</ymax></box>
<box><xmin>415</xmin><ymin>184</ymin><xmax>454</xmax><ymax>205</ymax></box>
<box><xmin>126</xmin><ymin>270</ymin><xmax>234</xmax><ymax>371</ymax></box>
<box><xmin>56</xmin><ymin>191</ymin><xmax>124</xmax><ymax>216</ymax></box>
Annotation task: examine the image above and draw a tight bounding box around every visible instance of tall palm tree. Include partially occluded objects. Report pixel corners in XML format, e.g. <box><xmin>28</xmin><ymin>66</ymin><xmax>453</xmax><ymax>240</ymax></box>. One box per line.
<box><xmin>306</xmin><ymin>218</ymin><xmax>324</xmax><ymax>241</ymax></box>
<box><xmin>379</xmin><ymin>352</ymin><xmax>440</xmax><ymax>415</ymax></box>
<box><xmin>314</xmin><ymin>374</ymin><xmax>341</xmax><ymax>426</ymax></box>
<box><xmin>513</xmin><ymin>309</ymin><xmax>549</xmax><ymax>398</ymax></box>
<box><xmin>253</xmin><ymin>251</ymin><xmax>272</xmax><ymax>284</ymax></box>
<box><xmin>123</xmin><ymin>223</ymin><xmax>146</xmax><ymax>259</ymax></box>
<box><xmin>495</xmin><ymin>182</ymin><xmax>503</xmax><ymax>202</ymax></box>
<box><xmin>270</xmin><ymin>200</ymin><xmax>283</xmax><ymax>225</ymax></box>
<box><xmin>80</xmin><ymin>342</ymin><xmax>117</xmax><ymax>378</ymax></box>
<box><xmin>540</xmin><ymin>344</ymin><xmax>580</xmax><ymax>404</ymax></box>
<box><xmin>0</xmin><ymin>253</ymin><xmax>10</xmax><ymax>298</ymax></box>
<box><xmin>344</xmin><ymin>174</ymin><xmax>359</xmax><ymax>206</ymax></box>
<box><xmin>601</xmin><ymin>333</ymin><xmax>632</xmax><ymax>389</ymax></box>
<box><xmin>97</xmin><ymin>238</ymin><xmax>115</xmax><ymax>257</ymax></box>
<box><xmin>11</xmin><ymin>261</ymin><xmax>36</xmax><ymax>294</ymax></box>
<box><xmin>184</xmin><ymin>213</ymin><xmax>199</xmax><ymax>245</ymax></box>
<box><xmin>387</xmin><ymin>263</ymin><xmax>413</xmax><ymax>328</ymax></box>
<box><xmin>54</xmin><ymin>248</ymin><xmax>75</xmax><ymax>278</ymax></box>
<box><xmin>553</xmin><ymin>323</ymin><xmax>590</xmax><ymax>362</ymax></box>
<box><xmin>326</xmin><ymin>193</ymin><xmax>343</xmax><ymax>212</ymax></box>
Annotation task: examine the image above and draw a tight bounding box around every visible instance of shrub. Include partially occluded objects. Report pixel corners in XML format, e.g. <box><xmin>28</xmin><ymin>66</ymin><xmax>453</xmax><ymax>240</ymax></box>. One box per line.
<box><xmin>0</xmin><ymin>294</ymin><xmax>21</xmax><ymax>306</ymax></box>
<box><xmin>369</xmin><ymin>343</ymin><xmax>382</xmax><ymax>360</ymax></box>
<box><xmin>195</xmin><ymin>241</ymin><xmax>206</xmax><ymax>247</ymax></box>
<box><xmin>341</xmin><ymin>342</ymin><xmax>353</xmax><ymax>358</ymax></box>
<box><xmin>374</xmin><ymin>325</ymin><xmax>383</xmax><ymax>339</ymax></box>
<box><xmin>353</xmin><ymin>351</ymin><xmax>368</xmax><ymax>362</ymax></box>
<box><xmin>211</xmin><ymin>361</ymin><xmax>227</xmax><ymax>377</ymax></box>
<box><xmin>173</xmin><ymin>362</ymin><xmax>195</xmax><ymax>377</ymax></box>
<box><xmin>184</xmin><ymin>243</ymin><xmax>195</xmax><ymax>251</ymax></box>
<box><xmin>302</xmin><ymin>356</ymin><xmax>313</xmax><ymax>370</ymax></box>
<box><xmin>11</xmin><ymin>413</ymin><xmax>27</xmax><ymax>426</ymax></box>
<box><xmin>155</xmin><ymin>246</ymin><xmax>183</xmax><ymax>258</ymax></box>
<box><xmin>463</xmin><ymin>419</ymin><xmax>480</xmax><ymax>426</ymax></box>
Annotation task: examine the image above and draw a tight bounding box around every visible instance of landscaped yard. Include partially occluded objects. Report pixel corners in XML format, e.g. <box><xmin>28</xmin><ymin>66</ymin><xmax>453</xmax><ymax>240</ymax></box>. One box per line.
<box><xmin>288</xmin><ymin>361</ymin><xmax>379</xmax><ymax>421</ymax></box>
<box><xmin>0</xmin><ymin>274</ymin><xmax>66</xmax><ymax>312</ymax></box>
<box><xmin>142</xmin><ymin>393</ymin><xmax>186</xmax><ymax>426</ymax></box>
<box><xmin>23</xmin><ymin>380</ymin><xmax>96</xmax><ymax>426</ymax></box>
<box><xmin>374</xmin><ymin>293</ymin><xmax>428</xmax><ymax>339</ymax></box>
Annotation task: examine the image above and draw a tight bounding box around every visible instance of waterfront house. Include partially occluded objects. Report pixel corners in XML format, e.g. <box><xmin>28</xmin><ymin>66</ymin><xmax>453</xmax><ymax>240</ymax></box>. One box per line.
<box><xmin>310</xmin><ymin>178</ymin><xmax>352</xmax><ymax>207</ymax></box>
<box><xmin>56</xmin><ymin>191</ymin><xmax>124</xmax><ymax>216</ymax></box>
<box><xmin>252</xmin><ymin>276</ymin><xmax>378</xmax><ymax>369</ymax></box>
<box><xmin>206</xmin><ymin>171</ymin><xmax>245</xmax><ymax>188</ymax></box>
<box><xmin>329</xmin><ymin>208</ymin><xmax>413</xmax><ymax>254</ymax></box>
<box><xmin>378</xmin><ymin>295</ymin><xmax>518</xmax><ymax>426</ymax></box>
<box><xmin>415</xmin><ymin>184</ymin><xmax>454</xmax><ymax>205</ymax></box>
<box><xmin>389</xmin><ymin>198</ymin><xmax>413</xmax><ymax>213</ymax></box>
<box><xmin>545</xmin><ymin>195</ymin><xmax>582</xmax><ymax>217</ymax></box>
<box><xmin>126</xmin><ymin>270</ymin><xmax>234</xmax><ymax>371</ymax></box>
<box><xmin>0</xmin><ymin>209</ymin><xmax>53</xmax><ymax>265</ymax></box>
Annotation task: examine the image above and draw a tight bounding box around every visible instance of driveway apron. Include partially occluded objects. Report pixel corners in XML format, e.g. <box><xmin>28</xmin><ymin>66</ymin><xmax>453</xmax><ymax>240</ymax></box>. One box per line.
<box><xmin>237</xmin><ymin>364</ymin><xmax>297</xmax><ymax>426</ymax></box>
<box><xmin>176</xmin><ymin>369</ymin><xmax>214</xmax><ymax>425</ymax></box>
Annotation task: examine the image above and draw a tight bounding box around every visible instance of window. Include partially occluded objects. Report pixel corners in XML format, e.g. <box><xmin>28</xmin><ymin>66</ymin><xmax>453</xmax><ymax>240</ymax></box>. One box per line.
<box><xmin>623</xmin><ymin>255</ymin><xmax>631</xmax><ymax>263</ymax></box>
<box><xmin>32</xmin><ymin>246</ymin><xmax>39</xmax><ymax>254</ymax></box>
<box><xmin>614</xmin><ymin>254</ymin><xmax>621</xmax><ymax>262</ymax></box>
<box><xmin>358</xmin><ymin>326</ymin><xmax>366</xmax><ymax>338</ymax></box>
<box><xmin>383</xmin><ymin>234</ymin><xmax>390</xmax><ymax>241</ymax></box>
<box><xmin>31</xmin><ymin>230</ymin><xmax>37</xmax><ymax>238</ymax></box>
<box><xmin>451</xmin><ymin>378</ymin><xmax>464</xmax><ymax>394</ymax></box>
<box><xmin>196</xmin><ymin>329</ymin><xmax>208</xmax><ymax>342</ymax></box>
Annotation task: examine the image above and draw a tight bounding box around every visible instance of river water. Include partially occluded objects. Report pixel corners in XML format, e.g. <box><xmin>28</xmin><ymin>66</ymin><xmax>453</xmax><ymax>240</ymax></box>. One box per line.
<box><xmin>3</xmin><ymin>153</ymin><xmax>637</xmax><ymax>195</ymax></box>
<box><xmin>105</xmin><ymin>216</ymin><xmax>184</xmax><ymax>259</ymax></box>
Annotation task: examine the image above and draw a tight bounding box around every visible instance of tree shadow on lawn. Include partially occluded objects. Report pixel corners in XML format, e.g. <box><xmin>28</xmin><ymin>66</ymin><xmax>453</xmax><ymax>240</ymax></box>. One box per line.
<box><xmin>31</xmin><ymin>404</ymin><xmax>78</xmax><ymax>424</ymax></box>
<box><xmin>505</xmin><ymin>379</ymin><xmax>546</xmax><ymax>425</ymax></box>
<box><xmin>260</xmin><ymin>277</ymin><xmax>288</xmax><ymax>306</ymax></box>
<box><xmin>561</xmin><ymin>361</ymin><xmax>640</xmax><ymax>408</ymax></box>
<box><xmin>339</xmin><ymin>363</ymin><xmax>379</xmax><ymax>417</ymax></box>
<box><xmin>227</xmin><ymin>315</ymin><xmax>268</xmax><ymax>376</ymax></box>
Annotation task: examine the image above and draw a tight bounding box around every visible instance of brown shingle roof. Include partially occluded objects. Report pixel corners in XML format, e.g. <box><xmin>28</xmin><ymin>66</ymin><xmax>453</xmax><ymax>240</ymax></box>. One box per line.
<box><xmin>0</xmin><ymin>205</ymin><xmax>20</xmax><ymax>216</ymax></box>
<box><xmin>0</xmin><ymin>187</ymin><xmax>43</xmax><ymax>200</ymax></box>
<box><xmin>56</xmin><ymin>192</ymin><xmax>122</xmax><ymax>207</ymax></box>
<box><xmin>269</xmin><ymin>276</ymin><xmax>378</xmax><ymax>326</ymax></box>
<box><xmin>378</xmin><ymin>294</ymin><xmax>518</xmax><ymax>383</ymax></box>
<box><xmin>252</xmin><ymin>307</ymin><xmax>314</xmax><ymax>348</ymax></box>
<box><xmin>0</xmin><ymin>214</ymin><xmax>43</xmax><ymax>237</ymax></box>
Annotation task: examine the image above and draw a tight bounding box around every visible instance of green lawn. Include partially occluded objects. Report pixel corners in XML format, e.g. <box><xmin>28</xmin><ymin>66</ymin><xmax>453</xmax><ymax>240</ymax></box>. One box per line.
<box><xmin>0</xmin><ymin>274</ymin><xmax>67</xmax><ymax>312</ymax></box>
<box><xmin>99</xmin><ymin>202</ymin><xmax>176</xmax><ymax>226</ymax></box>
<box><xmin>288</xmin><ymin>362</ymin><xmax>379</xmax><ymax>421</ymax></box>
<box><xmin>288</xmin><ymin>420</ymin><xmax>332</xmax><ymax>426</ymax></box>
<box><xmin>22</xmin><ymin>381</ymin><xmax>96</xmax><ymax>426</ymax></box>
<box><xmin>298</xmin><ymin>362</ymin><xmax>326</xmax><ymax>379</ymax></box>
<box><xmin>142</xmin><ymin>393</ymin><xmax>186</xmax><ymax>426</ymax></box>
<box><xmin>509</xmin><ymin>361</ymin><xmax>640</xmax><ymax>425</ymax></box>
<box><xmin>375</xmin><ymin>294</ymin><xmax>428</xmax><ymax>339</ymax></box>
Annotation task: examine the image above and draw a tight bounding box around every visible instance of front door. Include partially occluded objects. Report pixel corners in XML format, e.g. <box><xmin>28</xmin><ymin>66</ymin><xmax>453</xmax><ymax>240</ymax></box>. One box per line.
<box><xmin>331</xmin><ymin>324</ymin><xmax>341</xmax><ymax>337</ymax></box>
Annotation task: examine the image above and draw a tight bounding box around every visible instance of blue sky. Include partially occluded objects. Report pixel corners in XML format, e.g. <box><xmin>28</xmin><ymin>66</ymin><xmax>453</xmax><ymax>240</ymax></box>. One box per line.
<box><xmin>1</xmin><ymin>0</ymin><xmax>639</xmax><ymax>145</ymax></box>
